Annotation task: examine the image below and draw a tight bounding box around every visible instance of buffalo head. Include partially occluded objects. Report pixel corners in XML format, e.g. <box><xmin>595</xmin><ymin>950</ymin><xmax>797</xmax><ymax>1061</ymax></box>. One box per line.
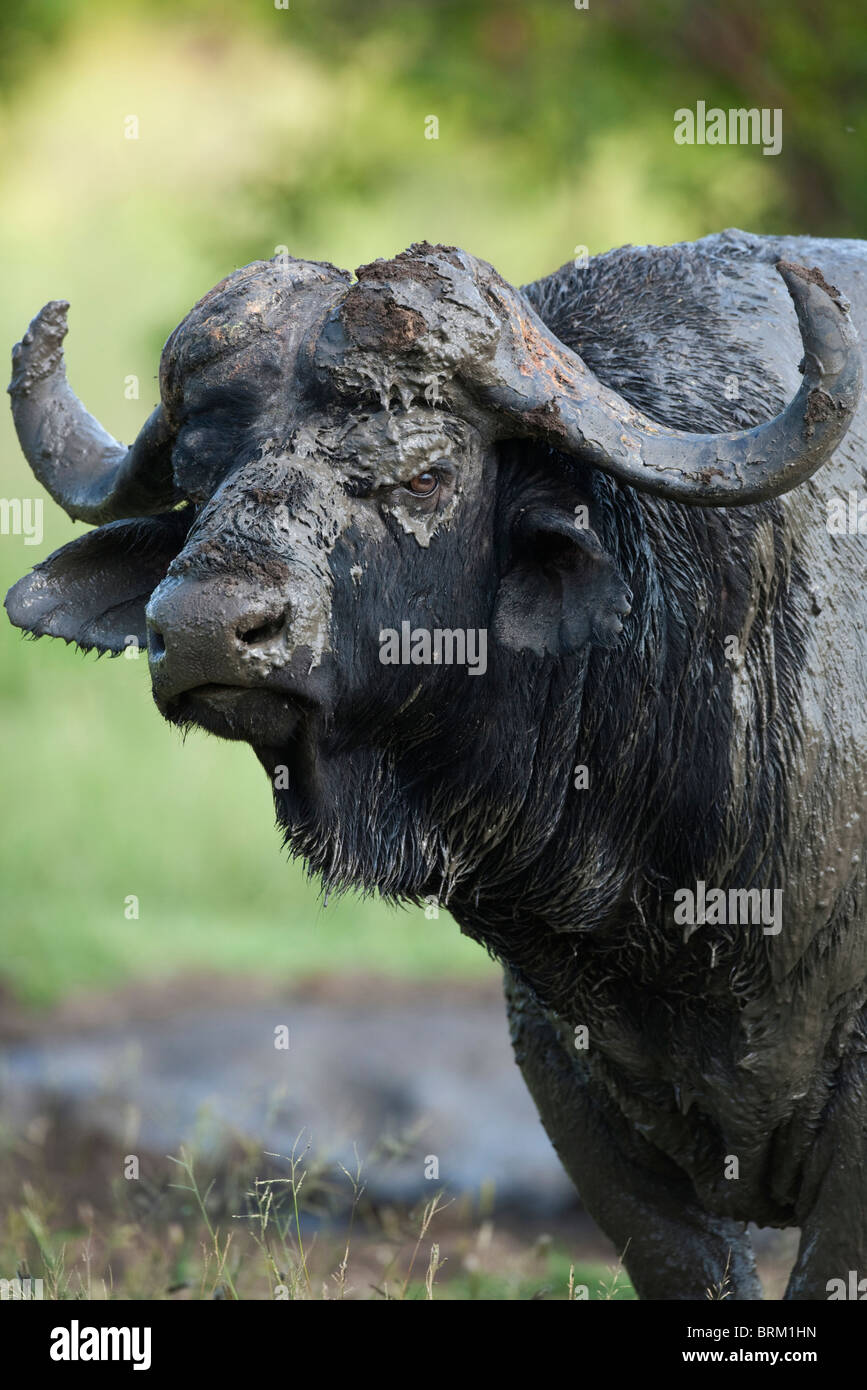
<box><xmin>5</xmin><ymin>243</ymin><xmax>861</xmax><ymax>895</ymax></box>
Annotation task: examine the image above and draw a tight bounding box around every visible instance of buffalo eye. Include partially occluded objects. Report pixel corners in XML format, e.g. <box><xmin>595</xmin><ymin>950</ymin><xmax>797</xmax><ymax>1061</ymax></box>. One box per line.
<box><xmin>393</xmin><ymin>459</ymin><xmax>455</xmax><ymax>504</ymax></box>
<box><xmin>405</xmin><ymin>469</ymin><xmax>440</xmax><ymax>497</ymax></box>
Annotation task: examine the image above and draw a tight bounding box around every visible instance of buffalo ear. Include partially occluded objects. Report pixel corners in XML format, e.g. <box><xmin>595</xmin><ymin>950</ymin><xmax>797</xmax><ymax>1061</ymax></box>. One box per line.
<box><xmin>4</xmin><ymin>509</ymin><xmax>192</xmax><ymax>655</ymax></box>
<box><xmin>493</xmin><ymin>506</ymin><xmax>631</xmax><ymax>657</ymax></box>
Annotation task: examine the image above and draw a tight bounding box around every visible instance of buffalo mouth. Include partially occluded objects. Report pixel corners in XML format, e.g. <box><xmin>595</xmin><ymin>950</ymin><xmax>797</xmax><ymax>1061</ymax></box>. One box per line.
<box><xmin>161</xmin><ymin>682</ymin><xmax>306</xmax><ymax>745</ymax></box>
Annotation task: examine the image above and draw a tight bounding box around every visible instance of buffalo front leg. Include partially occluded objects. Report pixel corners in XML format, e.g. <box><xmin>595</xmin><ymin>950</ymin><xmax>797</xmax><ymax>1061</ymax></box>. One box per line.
<box><xmin>504</xmin><ymin>967</ymin><xmax>762</xmax><ymax>1301</ymax></box>
<box><xmin>785</xmin><ymin>1023</ymin><xmax>867</xmax><ymax>1300</ymax></box>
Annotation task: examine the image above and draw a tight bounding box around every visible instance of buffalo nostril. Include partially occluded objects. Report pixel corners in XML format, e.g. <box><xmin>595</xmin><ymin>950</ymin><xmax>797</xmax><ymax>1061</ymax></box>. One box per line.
<box><xmin>237</xmin><ymin>615</ymin><xmax>285</xmax><ymax>647</ymax></box>
<box><xmin>148</xmin><ymin>627</ymin><xmax>166</xmax><ymax>659</ymax></box>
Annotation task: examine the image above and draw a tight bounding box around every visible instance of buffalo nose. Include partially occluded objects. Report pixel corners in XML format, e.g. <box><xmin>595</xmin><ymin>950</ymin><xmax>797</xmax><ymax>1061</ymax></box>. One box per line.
<box><xmin>236</xmin><ymin>612</ymin><xmax>287</xmax><ymax>646</ymax></box>
<box><xmin>145</xmin><ymin>578</ymin><xmax>291</xmax><ymax>703</ymax></box>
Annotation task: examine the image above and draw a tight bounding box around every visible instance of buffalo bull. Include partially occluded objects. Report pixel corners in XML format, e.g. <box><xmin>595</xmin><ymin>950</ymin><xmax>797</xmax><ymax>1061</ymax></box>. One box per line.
<box><xmin>6</xmin><ymin>230</ymin><xmax>867</xmax><ymax>1300</ymax></box>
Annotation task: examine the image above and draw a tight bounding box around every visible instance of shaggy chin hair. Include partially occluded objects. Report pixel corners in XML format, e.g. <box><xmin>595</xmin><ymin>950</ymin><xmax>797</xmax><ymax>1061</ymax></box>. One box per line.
<box><xmin>274</xmin><ymin>745</ymin><xmax>454</xmax><ymax>903</ymax></box>
<box><xmin>271</xmin><ymin>653</ymin><xmax>589</xmax><ymax>912</ymax></box>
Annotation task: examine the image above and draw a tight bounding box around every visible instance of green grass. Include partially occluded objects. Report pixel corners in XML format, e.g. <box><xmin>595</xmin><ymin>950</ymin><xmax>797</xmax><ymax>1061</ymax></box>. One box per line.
<box><xmin>0</xmin><ymin>1132</ymin><xmax>636</xmax><ymax>1300</ymax></box>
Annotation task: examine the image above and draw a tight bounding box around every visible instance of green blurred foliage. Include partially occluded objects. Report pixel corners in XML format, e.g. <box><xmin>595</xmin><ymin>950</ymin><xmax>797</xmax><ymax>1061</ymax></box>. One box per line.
<box><xmin>0</xmin><ymin>0</ymin><xmax>863</xmax><ymax>1004</ymax></box>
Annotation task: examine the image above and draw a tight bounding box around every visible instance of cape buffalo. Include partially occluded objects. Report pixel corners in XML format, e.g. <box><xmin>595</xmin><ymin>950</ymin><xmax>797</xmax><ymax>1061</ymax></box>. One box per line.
<box><xmin>6</xmin><ymin>229</ymin><xmax>867</xmax><ymax>1300</ymax></box>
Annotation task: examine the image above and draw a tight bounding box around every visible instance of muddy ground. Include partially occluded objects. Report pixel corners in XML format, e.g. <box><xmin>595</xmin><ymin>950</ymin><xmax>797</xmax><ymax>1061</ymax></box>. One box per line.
<box><xmin>0</xmin><ymin>973</ymin><xmax>800</xmax><ymax>1299</ymax></box>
